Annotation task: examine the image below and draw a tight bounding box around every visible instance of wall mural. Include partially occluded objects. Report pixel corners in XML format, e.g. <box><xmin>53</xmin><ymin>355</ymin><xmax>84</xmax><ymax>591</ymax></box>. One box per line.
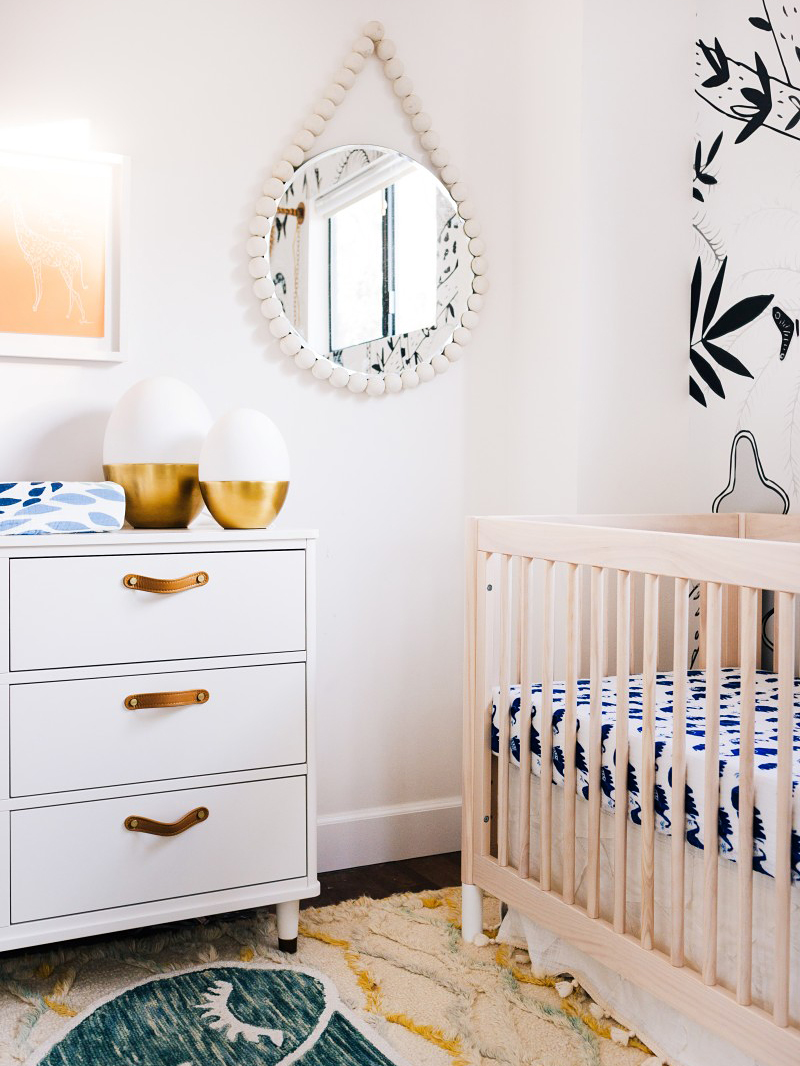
<box><xmin>692</xmin><ymin>0</ymin><xmax>800</xmax><ymax>516</ymax></box>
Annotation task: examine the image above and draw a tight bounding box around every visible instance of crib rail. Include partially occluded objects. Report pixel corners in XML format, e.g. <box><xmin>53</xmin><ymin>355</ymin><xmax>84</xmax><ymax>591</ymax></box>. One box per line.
<box><xmin>462</xmin><ymin>515</ymin><xmax>800</xmax><ymax>1066</ymax></box>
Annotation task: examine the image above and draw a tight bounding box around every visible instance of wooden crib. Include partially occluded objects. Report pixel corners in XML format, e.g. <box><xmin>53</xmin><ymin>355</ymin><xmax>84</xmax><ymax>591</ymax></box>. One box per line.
<box><xmin>461</xmin><ymin>514</ymin><xmax>800</xmax><ymax>1066</ymax></box>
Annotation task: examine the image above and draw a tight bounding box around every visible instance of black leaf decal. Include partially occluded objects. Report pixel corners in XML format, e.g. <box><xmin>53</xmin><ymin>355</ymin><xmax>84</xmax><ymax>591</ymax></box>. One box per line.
<box><xmin>749</xmin><ymin>16</ymin><xmax>771</xmax><ymax>29</ymax></box>
<box><xmin>699</xmin><ymin>38</ymin><xmax>730</xmax><ymax>88</ymax></box>
<box><xmin>706</xmin><ymin>293</ymin><xmax>774</xmax><ymax>339</ymax></box>
<box><xmin>690</xmin><ymin>376</ymin><xmax>708</xmax><ymax>406</ymax></box>
<box><xmin>733</xmin><ymin>53</ymin><xmax>772</xmax><ymax>143</ymax></box>
<box><xmin>694</xmin><ymin>188</ymin><xmax>704</xmax><ymax>202</ymax></box>
<box><xmin>702</xmin><ymin>339</ymin><xmax>752</xmax><ymax>377</ymax></box>
<box><xmin>706</xmin><ymin>131</ymin><xmax>723</xmax><ymax>164</ymax></box>
<box><xmin>691</xmin><ymin>348</ymin><xmax>725</xmax><ymax>397</ymax></box>
<box><xmin>691</xmin><ymin>258</ymin><xmax>702</xmax><ymax>335</ymax></box>
<box><xmin>702</xmin><ymin>256</ymin><xmax>727</xmax><ymax>333</ymax></box>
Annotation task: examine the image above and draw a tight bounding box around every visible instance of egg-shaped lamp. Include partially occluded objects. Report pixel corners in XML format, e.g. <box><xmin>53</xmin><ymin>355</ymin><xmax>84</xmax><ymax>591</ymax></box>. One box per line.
<box><xmin>103</xmin><ymin>376</ymin><xmax>212</xmax><ymax>528</ymax></box>
<box><xmin>199</xmin><ymin>408</ymin><xmax>290</xmax><ymax>529</ymax></box>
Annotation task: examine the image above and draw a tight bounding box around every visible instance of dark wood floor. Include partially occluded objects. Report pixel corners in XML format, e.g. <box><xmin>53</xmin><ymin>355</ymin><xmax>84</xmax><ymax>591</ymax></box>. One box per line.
<box><xmin>307</xmin><ymin>851</ymin><xmax>461</xmax><ymax>909</ymax></box>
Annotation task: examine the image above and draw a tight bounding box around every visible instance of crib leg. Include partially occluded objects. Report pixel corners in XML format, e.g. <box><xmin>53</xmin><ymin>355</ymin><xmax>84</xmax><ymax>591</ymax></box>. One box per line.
<box><xmin>462</xmin><ymin>883</ymin><xmax>484</xmax><ymax>942</ymax></box>
<box><xmin>276</xmin><ymin>899</ymin><xmax>300</xmax><ymax>953</ymax></box>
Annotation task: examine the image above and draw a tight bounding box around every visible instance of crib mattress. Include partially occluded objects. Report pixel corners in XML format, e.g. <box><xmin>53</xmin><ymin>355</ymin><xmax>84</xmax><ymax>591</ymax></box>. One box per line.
<box><xmin>491</xmin><ymin>668</ymin><xmax>800</xmax><ymax>881</ymax></box>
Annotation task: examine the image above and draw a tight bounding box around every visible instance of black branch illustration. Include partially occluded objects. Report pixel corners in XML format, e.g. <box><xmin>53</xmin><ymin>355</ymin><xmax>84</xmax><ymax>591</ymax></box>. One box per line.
<box><xmin>695</xmin><ymin>37</ymin><xmax>800</xmax><ymax>143</ymax></box>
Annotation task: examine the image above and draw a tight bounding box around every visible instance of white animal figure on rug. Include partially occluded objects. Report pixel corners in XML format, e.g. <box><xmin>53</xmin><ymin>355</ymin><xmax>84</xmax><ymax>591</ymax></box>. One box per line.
<box><xmin>194</xmin><ymin>979</ymin><xmax>285</xmax><ymax>1046</ymax></box>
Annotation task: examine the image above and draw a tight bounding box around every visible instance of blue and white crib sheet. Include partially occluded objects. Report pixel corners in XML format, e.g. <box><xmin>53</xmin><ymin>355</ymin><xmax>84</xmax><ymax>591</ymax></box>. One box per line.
<box><xmin>0</xmin><ymin>482</ymin><xmax>125</xmax><ymax>534</ymax></box>
<box><xmin>491</xmin><ymin>668</ymin><xmax>800</xmax><ymax>881</ymax></box>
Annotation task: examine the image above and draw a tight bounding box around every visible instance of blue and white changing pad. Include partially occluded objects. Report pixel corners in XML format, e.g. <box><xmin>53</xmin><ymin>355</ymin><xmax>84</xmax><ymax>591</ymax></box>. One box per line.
<box><xmin>0</xmin><ymin>482</ymin><xmax>125</xmax><ymax>534</ymax></box>
<box><xmin>491</xmin><ymin>669</ymin><xmax>800</xmax><ymax>882</ymax></box>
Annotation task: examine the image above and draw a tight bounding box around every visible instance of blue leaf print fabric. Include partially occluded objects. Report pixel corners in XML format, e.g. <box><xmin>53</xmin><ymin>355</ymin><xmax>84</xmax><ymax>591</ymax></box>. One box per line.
<box><xmin>491</xmin><ymin>668</ymin><xmax>800</xmax><ymax>881</ymax></box>
<box><xmin>0</xmin><ymin>482</ymin><xmax>125</xmax><ymax>535</ymax></box>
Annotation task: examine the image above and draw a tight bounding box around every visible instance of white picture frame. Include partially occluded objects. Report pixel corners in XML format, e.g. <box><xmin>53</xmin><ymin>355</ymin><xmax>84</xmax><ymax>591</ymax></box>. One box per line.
<box><xmin>0</xmin><ymin>148</ymin><xmax>128</xmax><ymax>363</ymax></box>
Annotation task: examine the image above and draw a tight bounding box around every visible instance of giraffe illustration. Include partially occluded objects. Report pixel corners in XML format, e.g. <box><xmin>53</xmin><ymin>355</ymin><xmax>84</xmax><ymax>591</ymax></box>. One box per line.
<box><xmin>10</xmin><ymin>201</ymin><xmax>89</xmax><ymax>323</ymax></box>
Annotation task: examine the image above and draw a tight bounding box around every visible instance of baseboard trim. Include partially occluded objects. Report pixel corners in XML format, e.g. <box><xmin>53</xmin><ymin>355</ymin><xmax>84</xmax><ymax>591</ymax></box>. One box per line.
<box><xmin>318</xmin><ymin>796</ymin><xmax>461</xmax><ymax>873</ymax></box>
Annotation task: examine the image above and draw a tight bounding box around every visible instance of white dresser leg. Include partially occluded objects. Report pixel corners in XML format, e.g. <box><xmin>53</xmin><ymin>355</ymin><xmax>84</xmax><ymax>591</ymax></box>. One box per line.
<box><xmin>461</xmin><ymin>883</ymin><xmax>484</xmax><ymax>943</ymax></box>
<box><xmin>276</xmin><ymin>898</ymin><xmax>300</xmax><ymax>954</ymax></box>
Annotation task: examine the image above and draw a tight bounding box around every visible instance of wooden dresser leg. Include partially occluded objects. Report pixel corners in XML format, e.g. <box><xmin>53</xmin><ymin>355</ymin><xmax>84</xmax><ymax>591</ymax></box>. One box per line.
<box><xmin>276</xmin><ymin>898</ymin><xmax>300</xmax><ymax>953</ymax></box>
<box><xmin>462</xmin><ymin>883</ymin><xmax>484</xmax><ymax>942</ymax></box>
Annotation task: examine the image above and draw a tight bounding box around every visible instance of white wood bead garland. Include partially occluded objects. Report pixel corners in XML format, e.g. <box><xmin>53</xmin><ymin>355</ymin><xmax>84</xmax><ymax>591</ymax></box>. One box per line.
<box><xmin>303</xmin><ymin>115</ymin><xmax>325</xmax><ymax>137</ymax></box>
<box><xmin>272</xmin><ymin>159</ymin><xmax>294</xmax><ymax>182</ymax></box>
<box><xmin>334</xmin><ymin>67</ymin><xmax>356</xmax><ymax>90</ymax></box>
<box><xmin>280</xmin><ymin>333</ymin><xmax>303</xmax><ymax>357</ymax></box>
<box><xmin>393</xmin><ymin>75</ymin><xmax>413</xmax><ymax>97</ymax></box>
<box><xmin>353</xmin><ymin>36</ymin><xmax>374</xmax><ymax>57</ymax></box>
<box><xmin>344</xmin><ymin>52</ymin><xmax>365</xmax><ymax>73</ymax></box>
<box><xmin>269</xmin><ymin>316</ymin><xmax>292</xmax><ymax>339</ymax></box>
<box><xmin>252</xmin><ymin>276</ymin><xmax>275</xmax><ymax>299</ymax></box>
<box><xmin>251</xmin><ymin>20</ymin><xmax>485</xmax><ymax>397</ymax></box>
<box><xmin>314</xmin><ymin>99</ymin><xmax>336</xmax><ymax>121</ymax></box>
<box><xmin>293</xmin><ymin>130</ymin><xmax>315</xmax><ymax>152</ymax></box>
<box><xmin>325</xmin><ymin>83</ymin><xmax>346</xmax><ymax>105</ymax></box>
<box><xmin>295</xmin><ymin>349</ymin><xmax>316</xmax><ymax>370</ymax></box>
<box><xmin>263</xmin><ymin>177</ymin><xmax>285</xmax><ymax>199</ymax></box>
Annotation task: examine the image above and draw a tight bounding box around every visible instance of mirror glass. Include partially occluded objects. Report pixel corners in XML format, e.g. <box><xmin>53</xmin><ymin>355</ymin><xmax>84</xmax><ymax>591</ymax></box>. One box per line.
<box><xmin>269</xmin><ymin>145</ymin><xmax>470</xmax><ymax>376</ymax></box>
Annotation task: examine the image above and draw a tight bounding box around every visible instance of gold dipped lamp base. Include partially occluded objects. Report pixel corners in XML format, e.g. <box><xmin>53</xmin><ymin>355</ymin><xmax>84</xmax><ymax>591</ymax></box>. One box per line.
<box><xmin>103</xmin><ymin>463</ymin><xmax>204</xmax><ymax>529</ymax></box>
<box><xmin>200</xmin><ymin>480</ymin><xmax>289</xmax><ymax>530</ymax></box>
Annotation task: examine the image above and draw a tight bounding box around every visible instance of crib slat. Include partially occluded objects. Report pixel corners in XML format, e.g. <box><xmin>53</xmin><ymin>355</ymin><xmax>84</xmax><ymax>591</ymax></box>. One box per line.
<box><xmin>517</xmin><ymin>557</ymin><xmax>533</xmax><ymax>879</ymax></box>
<box><xmin>498</xmin><ymin>554</ymin><xmax>512</xmax><ymax>868</ymax></box>
<box><xmin>630</xmin><ymin>573</ymin><xmax>637</xmax><ymax>674</ymax></box>
<box><xmin>671</xmin><ymin>576</ymin><xmax>689</xmax><ymax>967</ymax></box>
<box><xmin>563</xmin><ymin>563</ymin><xmax>581</xmax><ymax>905</ymax></box>
<box><xmin>588</xmin><ymin>566</ymin><xmax>605</xmax><ymax>918</ymax></box>
<box><xmin>703</xmin><ymin>581</ymin><xmax>722</xmax><ymax>986</ymax></box>
<box><xmin>641</xmin><ymin>573</ymin><xmax>659</xmax><ymax>950</ymax></box>
<box><xmin>475</xmin><ymin>552</ymin><xmax>492</xmax><ymax>857</ymax></box>
<box><xmin>614</xmin><ymin>570</ymin><xmax>631</xmax><ymax>934</ymax></box>
<box><xmin>540</xmin><ymin>560</ymin><xmax>555</xmax><ymax>891</ymax></box>
<box><xmin>737</xmin><ymin>585</ymin><xmax>758</xmax><ymax>1005</ymax></box>
<box><xmin>774</xmin><ymin>591</ymin><xmax>794</xmax><ymax>1027</ymax></box>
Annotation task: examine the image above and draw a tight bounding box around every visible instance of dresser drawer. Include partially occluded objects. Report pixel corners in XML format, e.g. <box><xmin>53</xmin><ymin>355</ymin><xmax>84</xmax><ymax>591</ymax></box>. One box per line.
<box><xmin>11</xmin><ymin>776</ymin><xmax>307</xmax><ymax>923</ymax></box>
<box><xmin>10</xmin><ymin>663</ymin><xmax>306</xmax><ymax>796</ymax></box>
<box><xmin>9</xmin><ymin>549</ymin><xmax>305</xmax><ymax>670</ymax></box>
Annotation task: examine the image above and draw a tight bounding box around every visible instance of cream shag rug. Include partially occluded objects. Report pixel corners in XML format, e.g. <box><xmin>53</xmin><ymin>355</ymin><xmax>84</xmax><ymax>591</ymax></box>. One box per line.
<box><xmin>0</xmin><ymin>888</ymin><xmax>655</xmax><ymax>1066</ymax></box>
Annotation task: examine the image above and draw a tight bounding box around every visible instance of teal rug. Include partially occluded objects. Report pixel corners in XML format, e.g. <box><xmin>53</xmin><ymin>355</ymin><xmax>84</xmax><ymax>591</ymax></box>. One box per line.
<box><xmin>26</xmin><ymin>963</ymin><xmax>409</xmax><ymax>1066</ymax></box>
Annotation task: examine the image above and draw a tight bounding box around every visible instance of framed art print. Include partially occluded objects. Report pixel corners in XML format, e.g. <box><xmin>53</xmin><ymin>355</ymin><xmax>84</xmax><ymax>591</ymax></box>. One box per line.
<box><xmin>0</xmin><ymin>149</ymin><xmax>127</xmax><ymax>361</ymax></box>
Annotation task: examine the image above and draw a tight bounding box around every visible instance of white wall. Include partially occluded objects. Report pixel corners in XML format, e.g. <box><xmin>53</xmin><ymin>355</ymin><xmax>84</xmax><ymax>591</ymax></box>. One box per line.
<box><xmin>0</xmin><ymin>0</ymin><xmax>516</xmax><ymax>868</ymax></box>
<box><xmin>577</xmin><ymin>0</ymin><xmax>694</xmax><ymax>515</ymax></box>
<box><xmin>467</xmin><ymin>0</ymin><xmax>694</xmax><ymax>522</ymax></box>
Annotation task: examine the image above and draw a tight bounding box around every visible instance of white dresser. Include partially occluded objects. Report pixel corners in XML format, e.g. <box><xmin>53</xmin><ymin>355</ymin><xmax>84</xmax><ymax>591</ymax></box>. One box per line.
<box><xmin>0</xmin><ymin>525</ymin><xmax>318</xmax><ymax>954</ymax></box>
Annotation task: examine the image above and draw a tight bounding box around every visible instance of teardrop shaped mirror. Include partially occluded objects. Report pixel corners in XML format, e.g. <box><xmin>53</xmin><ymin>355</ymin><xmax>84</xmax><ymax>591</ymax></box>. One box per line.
<box><xmin>250</xmin><ymin>21</ymin><xmax>487</xmax><ymax>395</ymax></box>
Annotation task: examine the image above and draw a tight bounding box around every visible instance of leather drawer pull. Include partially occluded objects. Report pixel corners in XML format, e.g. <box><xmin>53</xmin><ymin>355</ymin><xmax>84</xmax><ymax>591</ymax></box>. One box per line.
<box><xmin>124</xmin><ymin>689</ymin><xmax>209</xmax><ymax>711</ymax></box>
<box><xmin>123</xmin><ymin>571</ymin><xmax>209</xmax><ymax>593</ymax></box>
<box><xmin>124</xmin><ymin>806</ymin><xmax>209</xmax><ymax>836</ymax></box>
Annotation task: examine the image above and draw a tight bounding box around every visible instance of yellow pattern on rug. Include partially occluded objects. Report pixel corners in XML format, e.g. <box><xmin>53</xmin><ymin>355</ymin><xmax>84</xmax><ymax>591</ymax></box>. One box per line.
<box><xmin>0</xmin><ymin>888</ymin><xmax>656</xmax><ymax>1066</ymax></box>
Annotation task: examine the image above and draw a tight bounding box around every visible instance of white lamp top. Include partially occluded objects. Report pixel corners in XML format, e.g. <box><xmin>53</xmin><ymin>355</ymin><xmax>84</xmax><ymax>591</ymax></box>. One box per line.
<box><xmin>199</xmin><ymin>408</ymin><xmax>290</xmax><ymax>482</ymax></box>
<box><xmin>103</xmin><ymin>376</ymin><xmax>212</xmax><ymax>465</ymax></box>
